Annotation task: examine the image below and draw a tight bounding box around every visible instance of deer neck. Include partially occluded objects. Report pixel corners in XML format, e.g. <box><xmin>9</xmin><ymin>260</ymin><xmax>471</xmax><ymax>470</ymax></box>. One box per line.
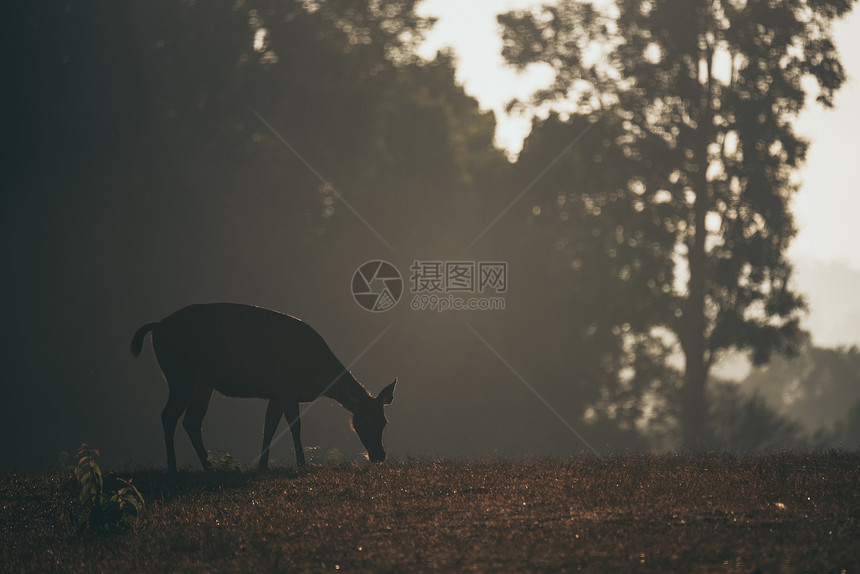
<box><xmin>325</xmin><ymin>371</ymin><xmax>372</xmax><ymax>413</ymax></box>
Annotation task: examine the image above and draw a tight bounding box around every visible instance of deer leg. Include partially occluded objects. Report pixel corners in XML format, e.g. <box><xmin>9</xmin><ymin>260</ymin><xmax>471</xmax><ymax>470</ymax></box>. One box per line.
<box><xmin>182</xmin><ymin>384</ymin><xmax>214</xmax><ymax>471</ymax></box>
<box><xmin>282</xmin><ymin>400</ymin><xmax>306</xmax><ymax>467</ymax></box>
<box><xmin>161</xmin><ymin>389</ymin><xmax>188</xmax><ymax>473</ymax></box>
<box><xmin>258</xmin><ymin>398</ymin><xmax>283</xmax><ymax>472</ymax></box>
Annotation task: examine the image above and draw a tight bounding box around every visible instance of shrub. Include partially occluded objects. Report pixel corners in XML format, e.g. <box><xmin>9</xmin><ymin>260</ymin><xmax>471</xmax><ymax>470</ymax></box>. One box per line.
<box><xmin>72</xmin><ymin>444</ymin><xmax>144</xmax><ymax>532</ymax></box>
<box><xmin>207</xmin><ymin>449</ymin><xmax>243</xmax><ymax>472</ymax></box>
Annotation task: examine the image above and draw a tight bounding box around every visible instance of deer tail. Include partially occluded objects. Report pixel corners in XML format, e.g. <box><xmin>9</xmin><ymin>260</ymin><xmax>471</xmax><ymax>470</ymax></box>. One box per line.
<box><xmin>130</xmin><ymin>322</ymin><xmax>159</xmax><ymax>357</ymax></box>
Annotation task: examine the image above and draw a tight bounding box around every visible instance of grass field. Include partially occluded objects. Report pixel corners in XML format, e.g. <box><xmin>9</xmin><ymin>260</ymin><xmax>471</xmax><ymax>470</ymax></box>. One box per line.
<box><xmin>1</xmin><ymin>453</ymin><xmax>858</xmax><ymax>572</ymax></box>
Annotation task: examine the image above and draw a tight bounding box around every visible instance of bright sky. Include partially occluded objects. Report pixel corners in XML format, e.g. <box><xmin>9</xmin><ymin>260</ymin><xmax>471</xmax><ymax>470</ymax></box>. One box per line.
<box><xmin>416</xmin><ymin>0</ymin><xmax>860</xmax><ymax>347</ymax></box>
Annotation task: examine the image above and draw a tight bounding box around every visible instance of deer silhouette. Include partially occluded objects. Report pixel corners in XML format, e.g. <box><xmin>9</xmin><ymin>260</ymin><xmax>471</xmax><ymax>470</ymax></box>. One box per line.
<box><xmin>131</xmin><ymin>303</ymin><xmax>396</xmax><ymax>472</ymax></box>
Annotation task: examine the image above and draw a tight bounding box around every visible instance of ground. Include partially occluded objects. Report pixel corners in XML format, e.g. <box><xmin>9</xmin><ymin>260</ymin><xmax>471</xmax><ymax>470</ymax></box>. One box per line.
<box><xmin>1</xmin><ymin>453</ymin><xmax>858</xmax><ymax>572</ymax></box>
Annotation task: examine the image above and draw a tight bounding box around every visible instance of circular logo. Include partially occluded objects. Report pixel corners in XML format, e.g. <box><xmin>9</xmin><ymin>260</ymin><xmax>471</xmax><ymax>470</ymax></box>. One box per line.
<box><xmin>351</xmin><ymin>260</ymin><xmax>403</xmax><ymax>312</ymax></box>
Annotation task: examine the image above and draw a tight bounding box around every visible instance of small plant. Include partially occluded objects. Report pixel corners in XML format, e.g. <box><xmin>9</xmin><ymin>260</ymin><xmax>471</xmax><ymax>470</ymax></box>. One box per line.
<box><xmin>303</xmin><ymin>445</ymin><xmax>326</xmax><ymax>464</ymax></box>
<box><xmin>326</xmin><ymin>447</ymin><xmax>343</xmax><ymax>464</ymax></box>
<box><xmin>73</xmin><ymin>444</ymin><xmax>144</xmax><ymax>532</ymax></box>
<box><xmin>301</xmin><ymin>446</ymin><xmax>343</xmax><ymax>464</ymax></box>
<box><xmin>207</xmin><ymin>449</ymin><xmax>243</xmax><ymax>472</ymax></box>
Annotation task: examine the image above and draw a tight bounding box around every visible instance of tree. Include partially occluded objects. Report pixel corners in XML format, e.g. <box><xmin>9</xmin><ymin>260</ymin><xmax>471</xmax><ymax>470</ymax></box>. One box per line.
<box><xmin>510</xmin><ymin>112</ymin><xmax>680</xmax><ymax>448</ymax></box>
<box><xmin>741</xmin><ymin>344</ymin><xmax>860</xmax><ymax>432</ymax></box>
<box><xmin>500</xmin><ymin>0</ymin><xmax>854</xmax><ymax>447</ymax></box>
<box><xmin>3</xmin><ymin>0</ymin><xmax>510</xmax><ymax>466</ymax></box>
<box><xmin>709</xmin><ymin>380</ymin><xmax>804</xmax><ymax>452</ymax></box>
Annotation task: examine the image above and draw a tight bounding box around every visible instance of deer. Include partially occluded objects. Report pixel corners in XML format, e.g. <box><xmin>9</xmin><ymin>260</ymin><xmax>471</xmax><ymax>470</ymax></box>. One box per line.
<box><xmin>130</xmin><ymin>303</ymin><xmax>396</xmax><ymax>472</ymax></box>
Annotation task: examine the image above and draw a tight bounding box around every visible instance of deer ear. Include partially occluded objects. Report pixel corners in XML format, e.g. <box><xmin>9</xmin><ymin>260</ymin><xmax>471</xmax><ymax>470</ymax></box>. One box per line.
<box><xmin>377</xmin><ymin>378</ymin><xmax>397</xmax><ymax>405</ymax></box>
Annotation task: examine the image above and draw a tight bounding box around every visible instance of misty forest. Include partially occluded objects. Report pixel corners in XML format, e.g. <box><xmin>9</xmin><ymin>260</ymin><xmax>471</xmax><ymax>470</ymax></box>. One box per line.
<box><xmin>3</xmin><ymin>0</ymin><xmax>860</xmax><ymax>570</ymax></box>
<box><xmin>6</xmin><ymin>0</ymin><xmax>858</xmax><ymax>467</ymax></box>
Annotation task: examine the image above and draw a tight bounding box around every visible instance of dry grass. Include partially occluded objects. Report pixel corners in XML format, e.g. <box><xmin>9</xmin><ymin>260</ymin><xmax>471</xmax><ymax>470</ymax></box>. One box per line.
<box><xmin>1</xmin><ymin>453</ymin><xmax>858</xmax><ymax>572</ymax></box>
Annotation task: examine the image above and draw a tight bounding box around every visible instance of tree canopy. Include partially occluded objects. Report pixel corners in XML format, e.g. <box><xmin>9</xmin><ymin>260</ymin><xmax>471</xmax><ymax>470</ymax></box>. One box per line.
<box><xmin>500</xmin><ymin>0</ymin><xmax>854</xmax><ymax>446</ymax></box>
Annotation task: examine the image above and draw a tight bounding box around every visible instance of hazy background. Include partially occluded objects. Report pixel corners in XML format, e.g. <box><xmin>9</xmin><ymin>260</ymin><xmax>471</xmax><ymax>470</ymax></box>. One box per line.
<box><xmin>417</xmin><ymin>0</ymin><xmax>860</xmax><ymax>350</ymax></box>
<box><xmin>3</xmin><ymin>0</ymin><xmax>858</xmax><ymax>471</ymax></box>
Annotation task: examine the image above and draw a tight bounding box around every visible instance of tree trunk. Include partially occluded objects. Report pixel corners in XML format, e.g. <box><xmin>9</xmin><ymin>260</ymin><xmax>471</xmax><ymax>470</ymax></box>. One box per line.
<box><xmin>682</xmin><ymin>176</ymin><xmax>709</xmax><ymax>449</ymax></box>
<box><xmin>681</xmin><ymin>199</ymin><xmax>710</xmax><ymax>447</ymax></box>
<box><xmin>682</xmin><ymin>44</ymin><xmax>714</xmax><ymax>450</ymax></box>
<box><xmin>682</xmin><ymin>196</ymin><xmax>713</xmax><ymax>444</ymax></box>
